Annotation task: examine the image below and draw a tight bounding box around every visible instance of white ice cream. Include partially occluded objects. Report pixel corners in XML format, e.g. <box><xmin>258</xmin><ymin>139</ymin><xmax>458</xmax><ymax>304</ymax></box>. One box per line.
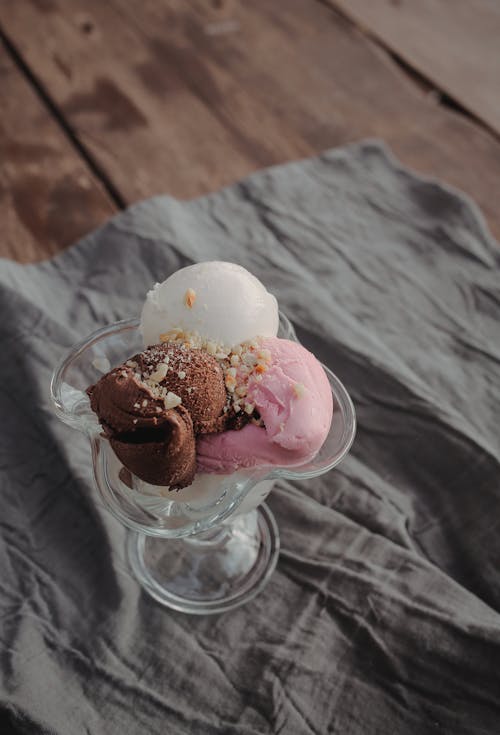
<box><xmin>141</xmin><ymin>261</ymin><xmax>279</xmax><ymax>348</ymax></box>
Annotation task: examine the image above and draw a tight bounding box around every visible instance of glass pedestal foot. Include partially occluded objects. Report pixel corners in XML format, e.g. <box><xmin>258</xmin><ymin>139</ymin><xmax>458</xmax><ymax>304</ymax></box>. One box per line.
<box><xmin>127</xmin><ymin>504</ymin><xmax>280</xmax><ymax>614</ymax></box>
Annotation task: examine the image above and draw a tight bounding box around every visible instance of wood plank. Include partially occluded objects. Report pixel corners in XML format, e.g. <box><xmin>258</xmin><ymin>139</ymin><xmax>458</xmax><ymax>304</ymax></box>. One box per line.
<box><xmin>119</xmin><ymin>0</ymin><xmax>500</xmax><ymax>237</ymax></box>
<box><xmin>1</xmin><ymin>0</ymin><xmax>500</xmax><ymax>245</ymax></box>
<box><xmin>0</xmin><ymin>41</ymin><xmax>115</xmax><ymax>262</ymax></box>
<box><xmin>1</xmin><ymin>0</ymin><xmax>312</xmax><ymax>202</ymax></box>
<box><xmin>328</xmin><ymin>0</ymin><xmax>500</xmax><ymax>136</ymax></box>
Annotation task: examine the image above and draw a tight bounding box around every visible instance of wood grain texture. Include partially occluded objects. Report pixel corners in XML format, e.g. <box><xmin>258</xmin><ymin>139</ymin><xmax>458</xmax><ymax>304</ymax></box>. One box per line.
<box><xmin>328</xmin><ymin>0</ymin><xmax>500</xmax><ymax>136</ymax></box>
<box><xmin>1</xmin><ymin>0</ymin><xmax>500</xmax><ymax>256</ymax></box>
<box><xmin>0</xmin><ymin>42</ymin><xmax>115</xmax><ymax>262</ymax></box>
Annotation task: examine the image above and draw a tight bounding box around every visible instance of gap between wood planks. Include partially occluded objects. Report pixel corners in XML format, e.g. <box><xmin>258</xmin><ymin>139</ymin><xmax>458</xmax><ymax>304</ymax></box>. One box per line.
<box><xmin>0</xmin><ymin>24</ymin><xmax>125</xmax><ymax>210</ymax></box>
<box><xmin>0</xmin><ymin>0</ymin><xmax>498</xmax><ymax>209</ymax></box>
<box><xmin>318</xmin><ymin>0</ymin><xmax>500</xmax><ymax>143</ymax></box>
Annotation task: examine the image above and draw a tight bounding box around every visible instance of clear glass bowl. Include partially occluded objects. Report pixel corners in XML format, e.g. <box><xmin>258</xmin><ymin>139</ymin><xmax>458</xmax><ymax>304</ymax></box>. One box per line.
<box><xmin>51</xmin><ymin>313</ymin><xmax>356</xmax><ymax>614</ymax></box>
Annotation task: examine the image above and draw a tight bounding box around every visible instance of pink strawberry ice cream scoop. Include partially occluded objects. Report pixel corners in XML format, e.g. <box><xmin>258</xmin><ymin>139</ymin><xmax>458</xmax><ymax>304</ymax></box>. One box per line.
<box><xmin>197</xmin><ymin>338</ymin><xmax>333</xmax><ymax>472</ymax></box>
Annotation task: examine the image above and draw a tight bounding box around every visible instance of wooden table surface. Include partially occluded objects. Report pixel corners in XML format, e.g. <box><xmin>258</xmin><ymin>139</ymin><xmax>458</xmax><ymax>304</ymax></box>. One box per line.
<box><xmin>1</xmin><ymin>0</ymin><xmax>499</xmax><ymax>262</ymax></box>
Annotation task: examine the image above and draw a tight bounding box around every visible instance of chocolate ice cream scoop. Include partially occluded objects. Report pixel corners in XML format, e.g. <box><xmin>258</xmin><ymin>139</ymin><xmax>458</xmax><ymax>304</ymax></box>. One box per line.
<box><xmin>109</xmin><ymin>405</ymin><xmax>196</xmax><ymax>488</ymax></box>
<box><xmin>86</xmin><ymin>342</ymin><xmax>229</xmax><ymax>489</ymax></box>
<box><xmin>133</xmin><ymin>342</ymin><xmax>227</xmax><ymax>433</ymax></box>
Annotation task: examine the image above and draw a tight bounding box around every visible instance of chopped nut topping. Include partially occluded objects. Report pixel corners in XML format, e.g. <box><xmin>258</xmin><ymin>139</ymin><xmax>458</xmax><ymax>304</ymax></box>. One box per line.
<box><xmin>140</xmin><ymin>328</ymin><xmax>274</xmax><ymax>424</ymax></box>
<box><xmin>292</xmin><ymin>382</ymin><xmax>306</xmax><ymax>398</ymax></box>
<box><xmin>92</xmin><ymin>356</ymin><xmax>111</xmax><ymax>373</ymax></box>
<box><xmin>243</xmin><ymin>352</ymin><xmax>257</xmax><ymax>366</ymax></box>
<box><xmin>225</xmin><ymin>375</ymin><xmax>236</xmax><ymax>392</ymax></box>
<box><xmin>159</xmin><ymin>328</ymin><xmax>183</xmax><ymax>342</ymax></box>
<box><xmin>164</xmin><ymin>391</ymin><xmax>182</xmax><ymax>410</ymax></box>
<box><xmin>149</xmin><ymin>363</ymin><xmax>169</xmax><ymax>382</ymax></box>
<box><xmin>184</xmin><ymin>288</ymin><xmax>196</xmax><ymax>308</ymax></box>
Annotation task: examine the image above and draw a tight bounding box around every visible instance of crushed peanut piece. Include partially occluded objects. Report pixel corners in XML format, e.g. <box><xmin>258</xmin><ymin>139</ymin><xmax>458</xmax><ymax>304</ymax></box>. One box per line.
<box><xmin>92</xmin><ymin>357</ymin><xmax>111</xmax><ymax>373</ymax></box>
<box><xmin>225</xmin><ymin>375</ymin><xmax>236</xmax><ymax>392</ymax></box>
<box><xmin>243</xmin><ymin>352</ymin><xmax>257</xmax><ymax>366</ymax></box>
<box><xmin>149</xmin><ymin>363</ymin><xmax>169</xmax><ymax>382</ymax></box>
<box><xmin>159</xmin><ymin>327</ymin><xmax>183</xmax><ymax>342</ymax></box>
<box><xmin>164</xmin><ymin>392</ymin><xmax>182</xmax><ymax>410</ymax></box>
<box><xmin>292</xmin><ymin>382</ymin><xmax>306</xmax><ymax>398</ymax></box>
<box><xmin>184</xmin><ymin>288</ymin><xmax>196</xmax><ymax>308</ymax></box>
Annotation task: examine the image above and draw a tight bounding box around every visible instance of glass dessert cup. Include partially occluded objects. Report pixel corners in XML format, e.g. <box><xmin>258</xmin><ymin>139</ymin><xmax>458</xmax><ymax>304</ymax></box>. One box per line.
<box><xmin>51</xmin><ymin>314</ymin><xmax>356</xmax><ymax>614</ymax></box>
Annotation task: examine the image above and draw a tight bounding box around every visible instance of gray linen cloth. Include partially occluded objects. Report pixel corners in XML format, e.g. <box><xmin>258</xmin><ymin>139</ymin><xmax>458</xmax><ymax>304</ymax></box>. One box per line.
<box><xmin>1</xmin><ymin>141</ymin><xmax>499</xmax><ymax>735</ymax></box>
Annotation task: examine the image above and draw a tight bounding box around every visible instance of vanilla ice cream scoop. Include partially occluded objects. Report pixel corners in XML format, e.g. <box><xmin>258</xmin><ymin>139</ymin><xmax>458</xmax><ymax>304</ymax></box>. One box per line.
<box><xmin>141</xmin><ymin>261</ymin><xmax>279</xmax><ymax>348</ymax></box>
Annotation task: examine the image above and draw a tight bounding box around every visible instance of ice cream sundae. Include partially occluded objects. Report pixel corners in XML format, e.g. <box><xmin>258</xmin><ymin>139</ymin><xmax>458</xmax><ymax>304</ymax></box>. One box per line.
<box><xmin>87</xmin><ymin>262</ymin><xmax>333</xmax><ymax>490</ymax></box>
